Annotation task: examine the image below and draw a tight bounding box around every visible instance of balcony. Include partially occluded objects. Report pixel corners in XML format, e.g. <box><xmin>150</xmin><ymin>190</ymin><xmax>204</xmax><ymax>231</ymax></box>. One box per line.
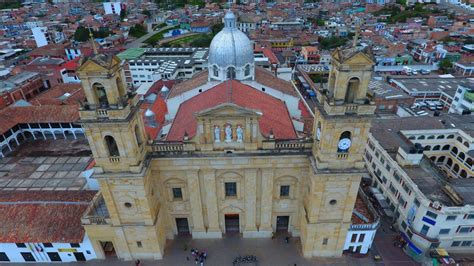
<box><xmin>81</xmin><ymin>193</ymin><xmax>111</xmax><ymax>225</ymax></box>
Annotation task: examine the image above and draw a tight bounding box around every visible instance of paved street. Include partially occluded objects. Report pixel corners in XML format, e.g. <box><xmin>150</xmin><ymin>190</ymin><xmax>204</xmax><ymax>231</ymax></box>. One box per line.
<box><xmin>372</xmin><ymin>217</ymin><xmax>420</xmax><ymax>266</ymax></box>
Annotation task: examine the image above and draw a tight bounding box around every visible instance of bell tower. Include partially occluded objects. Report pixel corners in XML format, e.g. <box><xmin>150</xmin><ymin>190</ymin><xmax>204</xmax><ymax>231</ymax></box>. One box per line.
<box><xmin>77</xmin><ymin>53</ymin><xmax>146</xmax><ymax>173</ymax></box>
<box><xmin>300</xmin><ymin>46</ymin><xmax>376</xmax><ymax>258</ymax></box>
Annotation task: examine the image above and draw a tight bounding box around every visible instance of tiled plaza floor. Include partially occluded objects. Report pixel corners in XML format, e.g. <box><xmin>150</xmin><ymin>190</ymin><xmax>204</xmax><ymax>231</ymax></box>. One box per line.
<box><xmin>16</xmin><ymin>235</ymin><xmax>380</xmax><ymax>266</ymax></box>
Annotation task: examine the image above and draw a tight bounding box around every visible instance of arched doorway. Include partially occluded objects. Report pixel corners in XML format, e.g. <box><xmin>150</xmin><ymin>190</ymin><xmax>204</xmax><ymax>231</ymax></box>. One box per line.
<box><xmin>345</xmin><ymin>77</ymin><xmax>360</xmax><ymax>103</ymax></box>
<box><xmin>104</xmin><ymin>136</ymin><xmax>120</xmax><ymax>157</ymax></box>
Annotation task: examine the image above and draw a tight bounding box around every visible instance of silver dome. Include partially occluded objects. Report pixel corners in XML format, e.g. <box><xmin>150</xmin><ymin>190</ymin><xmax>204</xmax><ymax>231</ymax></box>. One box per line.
<box><xmin>208</xmin><ymin>11</ymin><xmax>254</xmax><ymax>69</ymax></box>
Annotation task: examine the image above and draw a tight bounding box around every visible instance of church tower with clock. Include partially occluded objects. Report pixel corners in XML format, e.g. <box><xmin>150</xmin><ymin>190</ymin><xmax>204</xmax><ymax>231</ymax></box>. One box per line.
<box><xmin>300</xmin><ymin>46</ymin><xmax>376</xmax><ymax>257</ymax></box>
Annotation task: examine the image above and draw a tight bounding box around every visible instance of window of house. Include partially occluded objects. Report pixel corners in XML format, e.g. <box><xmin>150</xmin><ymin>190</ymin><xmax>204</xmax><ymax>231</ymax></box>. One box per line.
<box><xmin>385</xmin><ymin>164</ymin><xmax>391</xmax><ymax>172</ymax></box>
<box><xmin>172</xmin><ymin>188</ymin><xmax>182</xmax><ymax>199</ymax></box>
<box><xmin>42</xmin><ymin>243</ymin><xmax>53</xmax><ymax>248</ymax></box>
<box><xmin>407</xmin><ymin>230</ymin><xmax>413</xmax><ymax>239</ymax></box>
<box><xmin>446</xmin><ymin>215</ymin><xmax>457</xmax><ymax>221</ymax></box>
<box><xmin>0</xmin><ymin>252</ymin><xmax>9</xmax><ymax>262</ymax></box>
<box><xmin>430</xmin><ymin>242</ymin><xmax>440</xmax><ymax>249</ymax></box>
<box><xmin>137</xmin><ymin>241</ymin><xmax>142</xmax><ymax>248</ymax></box>
<box><xmin>225</xmin><ymin>182</ymin><xmax>237</xmax><ymax>197</ymax></box>
<box><xmin>461</xmin><ymin>241</ymin><xmax>472</xmax><ymax>247</ymax></box>
<box><xmin>358</xmin><ymin>234</ymin><xmax>365</xmax><ymax>242</ymax></box>
<box><xmin>280</xmin><ymin>185</ymin><xmax>290</xmax><ymax>197</ymax></box>
<box><xmin>459</xmin><ymin>227</ymin><xmax>470</xmax><ymax>233</ymax></box>
<box><xmin>322</xmin><ymin>238</ymin><xmax>328</xmax><ymax>245</ymax></box>
<box><xmin>426</xmin><ymin>211</ymin><xmax>438</xmax><ymax>220</ymax></box>
<box><xmin>420</xmin><ymin>225</ymin><xmax>430</xmax><ymax>236</ymax></box>
<box><xmin>350</xmin><ymin>234</ymin><xmax>357</xmax><ymax>242</ymax></box>
<box><xmin>70</xmin><ymin>243</ymin><xmax>80</xmax><ymax>248</ymax></box>
<box><xmin>401</xmin><ymin>221</ymin><xmax>407</xmax><ymax>230</ymax></box>
<box><xmin>16</xmin><ymin>243</ymin><xmax>26</xmax><ymax>248</ymax></box>
<box><xmin>21</xmin><ymin>252</ymin><xmax>35</xmax><ymax>262</ymax></box>
<box><xmin>414</xmin><ymin>198</ymin><xmax>420</xmax><ymax>207</ymax></box>
<box><xmin>467</xmin><ymin>214</ymin><xmax>474</xmax><ymax>219</ymax></box>
<box><xmin>439</xmin><ymin>229</ymin><xmax>450</xmax><ymax>234</ymax></box>
<box><xmin>451</xmin><ymin>241</ymin><xmax>461</xmax><ymax>247</ymax></box>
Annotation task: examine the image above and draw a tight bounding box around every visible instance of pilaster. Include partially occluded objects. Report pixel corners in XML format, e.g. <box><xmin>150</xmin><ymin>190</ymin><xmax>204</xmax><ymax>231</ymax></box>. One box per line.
<box><xmin>186</xmin><ymin>170</ymin><xmax>206</xmax><ymax>237</ymax></box>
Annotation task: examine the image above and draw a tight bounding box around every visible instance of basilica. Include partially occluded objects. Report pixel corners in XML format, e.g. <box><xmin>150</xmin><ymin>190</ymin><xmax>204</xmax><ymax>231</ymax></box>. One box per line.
<box><xmin>78</xmin><ymin>11</ymin><xmax>377</xmax><ymax>260</ymax></box>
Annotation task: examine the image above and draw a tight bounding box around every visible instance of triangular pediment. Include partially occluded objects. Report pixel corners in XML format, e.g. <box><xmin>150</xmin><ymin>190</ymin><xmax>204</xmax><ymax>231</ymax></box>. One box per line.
<box><xmin>195</xmin><ymin>103</ymin><xmax>262</xmax><ymax>118</ymax></box>
<box><xmin>77</xmin><ymin>54</ymin><xmax>121</xmax><ymax>73</ymax></box>
<box><xmin>342</xmin><ymin>51</ymin><xmax>375</xmax><ymax>65</ymax></box>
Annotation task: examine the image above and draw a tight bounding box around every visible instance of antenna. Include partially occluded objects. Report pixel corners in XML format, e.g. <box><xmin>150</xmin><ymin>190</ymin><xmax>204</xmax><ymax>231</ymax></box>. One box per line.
<box><xmin>88</xmin><ymin>26</ymin><xmax>98</xmax><ymax>55</ymax></box>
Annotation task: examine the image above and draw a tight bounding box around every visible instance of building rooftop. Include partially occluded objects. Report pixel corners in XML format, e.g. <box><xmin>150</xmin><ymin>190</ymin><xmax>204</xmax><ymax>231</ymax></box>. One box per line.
<box><xmin>29</xmin><ymin>57</ymin><xmax>65</xmax><ymax>66</ymax></box>
<box><xmin>167</xmin><ymin>80</ymin><xmax>297</xmax><ymax>141</ymax></box>
<box><xmin>371</xmin><ymin>114</ymin><xmax>474</xmax><ymax>206</ymax></box>
<box><xmin>0</xmin><ymin>71</ymin><xmax>39</xmax><ymax>93</ymax></box>
<box><xmin>391</xmin><ymin>77</ymin><xmax>474</xmax><ymax>97</ymax></box>
<box><xmin>369</xmin><ymin>79</ymin><xmax>412</xmax><ymax>100</ymax></box>
<box><xmin>0</xmin><ymin>190</ymin><xmax>97</xmax><ymax>243</ymax></box>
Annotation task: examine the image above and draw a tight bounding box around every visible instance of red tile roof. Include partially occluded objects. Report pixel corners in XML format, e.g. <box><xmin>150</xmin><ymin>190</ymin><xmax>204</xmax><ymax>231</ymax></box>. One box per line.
<box><xmin>31</xmin><ymin>83</ymin><xmax>84</xmax><ymax>106</ymax></box>
<box><xmin>167</xmin><ymin>80</ymin><xmax>296</xmax><ymax>141</ymax></box>
<box><xmin>0</xmin><ymin>105</ymin><xmax>80</xmax><ymax>134</ymax></box>
<box><xmin>255</xmin><ymin>67</ymin><xmax>297</xmax><ymax>96</ymax></box>
<box><xmin>0</xmin><ymin>191</ymin><xmax>97</xmax><ymax>243</ymax></box>
<box><xmin>168</xmin><ymin>70</ymin><xmax>209</xmax><ymax>98</ymax></box>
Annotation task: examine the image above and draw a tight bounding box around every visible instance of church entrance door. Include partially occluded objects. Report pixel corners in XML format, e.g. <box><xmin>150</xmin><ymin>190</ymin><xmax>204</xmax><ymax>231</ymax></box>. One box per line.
<box><xmin>225</xmin><ymin>214</ymin><xmax>240</xmax><ymax>233</ymax></box>
<box><xmin>176</xmin><ymin>218</ymin><xmax>190</xmax><ymax>235</ymax></box>
<box><xmin>276</xmin><ymin>216</ymin><xmax>289</xmax><ymax>232</ymax></box>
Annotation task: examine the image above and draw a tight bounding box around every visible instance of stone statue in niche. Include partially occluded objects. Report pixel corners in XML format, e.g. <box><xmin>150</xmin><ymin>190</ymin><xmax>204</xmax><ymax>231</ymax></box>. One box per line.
<box><xmin>236</xmin><ymin>125</ymin><xmax>243</xmax><ymax>142</ymax></box>
<box><xmin>225</xmin><ymin>124</ymin><xmax>232</xmax><ymax>142</ymax></box>
<box><xmin>214</xmin><ymin>126</ymin><xmax>220</xmax><ymax>143</ymax></box>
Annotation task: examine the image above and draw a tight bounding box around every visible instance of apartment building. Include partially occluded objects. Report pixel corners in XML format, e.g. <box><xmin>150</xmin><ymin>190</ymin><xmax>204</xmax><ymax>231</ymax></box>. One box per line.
<box><xmin>449</xmin><ymin>83</ymin><xmax>474</xmax><ymax>115</ymax></box>
<box><xmin>365</xmin><ymin>115</ymin><xmax>474</xmax><ymax>260</ymax></box>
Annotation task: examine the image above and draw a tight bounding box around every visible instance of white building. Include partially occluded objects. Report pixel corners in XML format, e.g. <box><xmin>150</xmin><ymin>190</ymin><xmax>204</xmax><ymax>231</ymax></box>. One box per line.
<box><xmin>0</xmin><ymin>191</ymin><xmax>98</xmax><ymax>263</ymax></box>
<box><xmin>449</xmin><ymin>84</ymin><xmax>474</xmax><ymax>114</ymax></box>
<box><xmin>343</xmin><ymin>191</ymin><xmax>380</xmax><ymax>254</ymax></box>
<box><xmin>103</xmin><ymin>2</ymin><xmax>122</xmax><ymax>15</ymax></box>
<box><xmin>365</xmin><ymin>115</ymin><xmax>474</xmax><ymax>261</ymax></box>
<box><xmin>31</xmin><ymin>27</ymin><xmax>66</xmax><ymax>48</ymax></box>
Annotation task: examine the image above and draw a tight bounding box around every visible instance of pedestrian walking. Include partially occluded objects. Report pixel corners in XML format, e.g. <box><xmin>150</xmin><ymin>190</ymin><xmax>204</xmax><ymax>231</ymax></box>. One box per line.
<box><xmin>135</xmin><ymin>259</ymin><xmax>141</xmax><ymax>266</ymax></box>
<box><xmin>285</xmin><ymin>236</ymin><xmax>290</xmax><ymax>243</ymax></box>
<box><xmin>195</xmin><ymin>257</ymin><xmax>198</xmax><ymax>264</ymax></box>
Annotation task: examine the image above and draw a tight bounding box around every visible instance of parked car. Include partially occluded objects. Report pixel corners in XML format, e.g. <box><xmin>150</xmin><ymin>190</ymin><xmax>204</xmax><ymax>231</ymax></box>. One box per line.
<box><xmin>420</xmin><ymin>69</ymin><xmax>430</xmax><ymax>75</ymax></box>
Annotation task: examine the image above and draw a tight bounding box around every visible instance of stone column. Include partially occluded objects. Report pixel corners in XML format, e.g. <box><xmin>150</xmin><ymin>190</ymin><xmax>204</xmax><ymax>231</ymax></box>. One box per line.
<box><xmin>258</xmin><ymin>168</ymin><xmax>273</xmax><ymax>237</ymax></box>
<box><xmin>186</xmin><ymin>170</ymin><xmax>206</xmax><ymax>238</ymax></box>
<box><xmin>243</xmin><ymin>169</ymin><xmax>258</xmax><ymax>237</ymax></box>
<box><xmin>201</xmin><ymin>170</ymin><xmax>222</xmax><ymax>238</ymax></box>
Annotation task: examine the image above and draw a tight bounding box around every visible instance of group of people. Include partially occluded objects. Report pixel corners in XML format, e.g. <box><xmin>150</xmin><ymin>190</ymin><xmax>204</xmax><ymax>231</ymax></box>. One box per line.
<box><xmin>190</xmin><ymin>248</ymin><xmax>207</xmax><ymax>265</ymax></box>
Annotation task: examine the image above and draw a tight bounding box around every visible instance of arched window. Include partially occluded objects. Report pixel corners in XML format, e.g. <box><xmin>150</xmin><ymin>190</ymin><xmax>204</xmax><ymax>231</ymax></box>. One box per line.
<box><xmin>460</xmin><ymin>170</ymin><xmax>467</xmax><ymax>178</ymax></box>
<box><xmin>337</xmin><ymin>131</ymin><xmax>351</xmax><ymax>153</ymax></box>
<box><xmin>447</xmin><ymin>158</ymin><xmax>453</xmax><ymax>167</ymax></box>
<box><xmin>463</xmin><ymin>141</ymin><xmax>470</xmax><ymax>148</ymax></box>
<box><xmin>427</xmin><ymin>135</ymin><xmax>435</xmax><ymax>140</ymax></box>
<box><xmin>135</xmin><ymin>125</ymin><xmax>142</xmax><ymax>146</ymax></box>
<box><xmin>453</xmin><ymin>164</ymin><xmax>460</xmax><ymax>173</ymax></box>
<box><xmin>213</xmin><ymin>65</ymin><xmax>219</xmax><ymax>78</ymax></box>
<box><xmin>408</xmin><ymin>136</ymin><xmax>416</xmax><ymax>140</ymax></box>
<box><xmin>447</xmin><ymin>135</ymin><xmax>455</xmax><ymax>139</ymax></box>
<box><xmin>451</xmin><ymin>146</ymin><xmax>458</xmax><ymax>154</ymax></box>
<box><xmin>430</xmin><ymin>156</ymin><xmax>436</xmax><ymax>161</ymax></box>
<box><xmin>457</xmin><ymin>136</ymin><xmax>463</xmax><ymax>143</ymax></box>
<box><xmin>437</xmin><ymin>135</ymin><xmax>445</xmax><ymax>139</ymax></box>
<box><xmin>93</xmin><ymin>83</ymin><xmax>108</xmax><ymax>107</ymax></box>
<box><xmin>442</xmin><ymin>145</ymin><xmax>450</xmax><ymax>151</ymax></box>
<box><xmin>424</xmin><ymin>145</ymin><xmax>431</xmax><ymax>151</ymax></box>
<box><xmin>459</xmin><ymin>152</ymin><xmax>465</xmax><ymax>161</ymax></box>
<box><xmin>345</xmin><ymin>77</ymin><xmax>360</xmax><ymax>103</ymax></box>
<box><xmin>244</xmin><ymin>64</ymin><xmax>251</xmax><ymax>77</ymax></box>
<box><xmin>466</xmin><ymin>158</ymin><xmax>472</xmax><ymax>168</ymax></box>
<box><xmin>226</xmin><ymin>67</ymin><xmax>236</xmax><ymax>79</ymax></box>
<box><xmin>437</xmin><ymin>156</ymin><xmax>445</xmax><ymax>163</ymax></box>
<box><xmin>104</xmin><ymin>135</ymin><xmax>120</xmax><ymax>157</ymax></box>
<box><xmin>433</xmin><ymin>145</ymin><xmax>441</xmax><ymax>151</ymax></box>
<box><xmin>417</xmin><ymin>135</ymin><xmax>425</xmax><ymax>140</ymax></box>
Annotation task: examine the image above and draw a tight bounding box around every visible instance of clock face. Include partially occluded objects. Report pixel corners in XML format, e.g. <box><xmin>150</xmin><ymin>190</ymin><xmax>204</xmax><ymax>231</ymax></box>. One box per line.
<box><xmin>338</xmin><ymin>138</ymin><xmax>352</xmax><ymax>151</ymax></box>
<box><xmin>316</xmin><ymin>127</ymin><xmax>321</xmax><ymax>141</ymax></box>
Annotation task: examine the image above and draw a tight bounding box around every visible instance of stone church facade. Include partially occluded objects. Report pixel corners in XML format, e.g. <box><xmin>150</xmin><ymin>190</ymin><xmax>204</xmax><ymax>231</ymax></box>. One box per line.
<box><xmin>78</xmin><ymin>12</ymin><xmax>376</xmax><ymax>261</ymax></box>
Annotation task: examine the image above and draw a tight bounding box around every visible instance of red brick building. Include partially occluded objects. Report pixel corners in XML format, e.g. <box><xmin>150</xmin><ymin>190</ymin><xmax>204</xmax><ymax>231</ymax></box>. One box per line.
<box><xmin>0</xmin><ymin>72</ymin><xmax>45</xmax><ymax>110</ymax></box>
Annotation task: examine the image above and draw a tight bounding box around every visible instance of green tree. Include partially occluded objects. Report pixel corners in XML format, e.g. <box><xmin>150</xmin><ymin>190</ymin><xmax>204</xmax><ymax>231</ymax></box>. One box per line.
<box><xmin>74</xmin><ymin>26</ymin><xmax>90</xmax><ymax>42</ymax></box>
<box><xmin>319</xmin><ymin>36</ymin><xmax>349</xmax><ymax>50</ymax></box>
<box><xmin>211</xmin><ymin>23</ymin><xmax>224</xmax><ymax>35</ymax></box>
<box><xmin>129</xmin><ymin>24</ymin><xmax>148</xmax><ymax>38</ymax></box>
<box><xmin>142</xmin><ymin>9</ymin><xmax>151</xmax><ymax>17</ymax></box>
<box><xmin>439</xmin><ymin>59</ymin><xmax>453</xmax><ymax>74</ymax></box>
<box><xmin>120</xmin><ymin>8</ymin><xmax>127</xmax><ymax>20</ymax></box>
